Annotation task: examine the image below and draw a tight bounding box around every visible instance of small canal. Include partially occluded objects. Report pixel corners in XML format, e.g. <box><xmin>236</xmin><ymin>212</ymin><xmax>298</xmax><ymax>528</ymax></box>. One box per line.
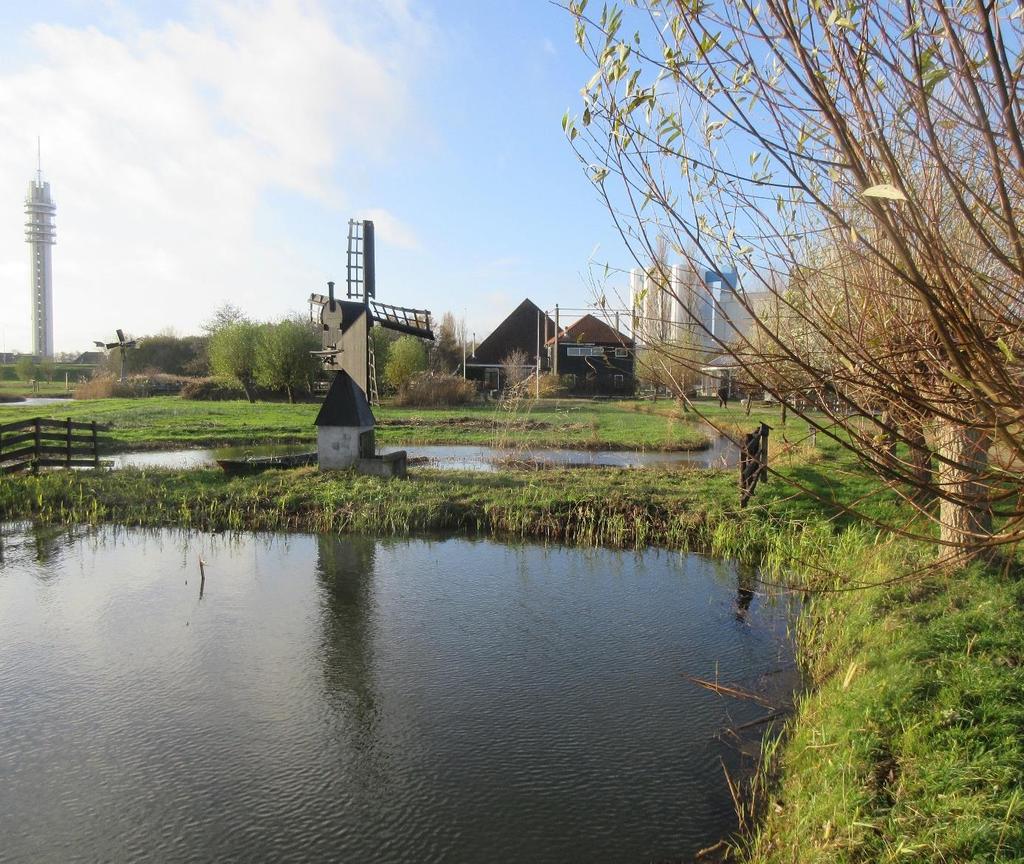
<box><xmin>0</xmin><ymin>524</ymin><xmax>796</xmax><ymax>863</ymax></box>
<box><xmin>108</xmin><ymin>436</ymin><xmax>738</xmax><ymax>472</ymax></box>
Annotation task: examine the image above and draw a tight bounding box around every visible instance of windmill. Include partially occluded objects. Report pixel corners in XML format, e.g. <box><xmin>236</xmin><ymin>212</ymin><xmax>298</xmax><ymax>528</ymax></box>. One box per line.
<box><xmin>309</xmin><ymin>219</ymin><xmax>434</xmax><ymax>404</ymax></box>
<box><xmin>94</xmin><ymin>329</ymin><xmax>138</xmax><ymax>383</ymax></box>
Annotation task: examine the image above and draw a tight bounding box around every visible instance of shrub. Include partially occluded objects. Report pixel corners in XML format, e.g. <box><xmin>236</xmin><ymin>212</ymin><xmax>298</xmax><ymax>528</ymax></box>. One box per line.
<box><xmin>208</xmin><ymin>321</ymin><xmax>260</xmax><ymax>402</ymax></box>
<box><xmin>179</xmin><ymin>377</ymin><xmax>247</xmax><ymax>401</ymax></box>
<box><xmin>253</xmin><ymin>319</ymin><xmax>320</xmax><ymax>404</ymax></box>
<box><xmin>392</xmin><ymin>372</ymin><xmax>478</xmax><ymax>407</ymax></box>
<box><xmin>74</xmin><ymin>375</ymin><xmax>144</xmax><ymax>399</ymax></box>
<box><xmin>536</xmin><ymin>373</ymin><xmax>571</xmax><ymax>398</ymax></box>
<box><xmin>73</xmin><ymin>373</ymin><xmax>187</xmax><ymax>399</ymax></box>
<box><xmin>385</xmin><ymin>335</ymin><xmax>428</xmax><ymax>390</ymax></box>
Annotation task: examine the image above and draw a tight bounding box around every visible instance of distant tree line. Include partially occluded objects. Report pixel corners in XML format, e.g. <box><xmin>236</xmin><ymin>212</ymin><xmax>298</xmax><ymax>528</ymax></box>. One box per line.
<box><xmin>72</xmin><ymin>304</ymin><xmax>470</xmax><ymax>403</ymax></box>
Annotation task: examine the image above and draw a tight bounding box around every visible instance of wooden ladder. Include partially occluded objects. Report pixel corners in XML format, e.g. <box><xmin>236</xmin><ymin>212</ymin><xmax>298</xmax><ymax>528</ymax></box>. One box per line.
<box><xmin>367</xmin><ymin>336</ymin><xmax>380</xmax><ymax>406</ymax></box>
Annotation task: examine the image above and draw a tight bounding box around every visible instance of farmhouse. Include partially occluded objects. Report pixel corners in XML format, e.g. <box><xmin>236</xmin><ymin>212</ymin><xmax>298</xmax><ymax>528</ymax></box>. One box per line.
<box><xmin>546</xmin><ymin>314</ymin><xmax>635</xmax><ymax>396</ymax></box>
<box><xmin>465</xmin><ymin>298</ymin><xmax>555</xmax><ymax>390</ymax></box>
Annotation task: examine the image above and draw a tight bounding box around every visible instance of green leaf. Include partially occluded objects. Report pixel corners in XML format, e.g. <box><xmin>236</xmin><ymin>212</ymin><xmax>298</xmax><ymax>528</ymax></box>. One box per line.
<box><xmin>923</xmin><ymin>67</ymin><xmax>949</xmax><ymax>96</ymax></box>
<box><xmin>996</xmin><ymin>337</ymin><xmax>1017</xmax><ymax>363</ymax></box>
<box><xmin>938</xmin><ymin>366</ymin><xmax>972</xmax><ymax>390</ymax></box>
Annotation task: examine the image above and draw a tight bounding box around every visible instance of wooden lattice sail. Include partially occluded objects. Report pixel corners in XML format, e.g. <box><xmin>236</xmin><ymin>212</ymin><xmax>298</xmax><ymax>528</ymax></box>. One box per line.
<box><xmin>309</xmin><ymin>219</ymin><xmax>434</xmax><ymax>403</ymax></box>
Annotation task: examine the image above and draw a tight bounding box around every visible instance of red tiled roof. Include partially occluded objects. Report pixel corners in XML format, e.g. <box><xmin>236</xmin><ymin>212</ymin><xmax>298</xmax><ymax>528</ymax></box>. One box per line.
<box><xmin>545</xmin><ymin>314</ymin><xmax>631</xmax><ymax>346</ymax></box>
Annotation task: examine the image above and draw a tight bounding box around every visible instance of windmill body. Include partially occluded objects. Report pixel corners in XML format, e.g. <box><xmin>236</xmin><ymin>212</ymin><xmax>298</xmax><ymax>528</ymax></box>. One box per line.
<box><xmin>309</xmin><ymin>219</ymin><xmax>430</xmax><ymax>477</ymax></box>
<box><xmin>309</xmin><ymin>219</ymin><xmax>434</xmax><ymax>403</ymax></box>
<box><xmin>94</xmin><ymin>328</ymin><xmax>138</xmax><ymax>383</ymax></box>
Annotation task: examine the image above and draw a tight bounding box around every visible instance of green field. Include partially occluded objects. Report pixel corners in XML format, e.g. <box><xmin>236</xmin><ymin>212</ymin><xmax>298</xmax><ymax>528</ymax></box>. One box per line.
<box><xmin>0</xmin><ymin>396</ymin><xmax>740</xmax><ymax>452</ymax></box>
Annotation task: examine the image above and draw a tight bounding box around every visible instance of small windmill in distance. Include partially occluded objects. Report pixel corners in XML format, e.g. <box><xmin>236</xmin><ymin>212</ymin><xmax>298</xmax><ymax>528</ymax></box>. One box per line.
<box><xmin>94</xmin><ymin>329</ymin><xmax>138</xmax><ymax>383</ymax></box>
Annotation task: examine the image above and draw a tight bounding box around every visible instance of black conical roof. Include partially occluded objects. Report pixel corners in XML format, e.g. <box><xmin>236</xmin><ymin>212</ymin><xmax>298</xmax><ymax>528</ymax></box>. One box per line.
<box><xmin>314</xmin><ymin>370</ymin><xmax>375</xmax><ymax>427</ymax></box>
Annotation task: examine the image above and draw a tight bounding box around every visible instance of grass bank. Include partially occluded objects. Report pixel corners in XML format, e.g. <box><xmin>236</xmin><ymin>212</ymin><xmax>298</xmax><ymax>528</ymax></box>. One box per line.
<box><xmin>0</xmin><ymin>396</ymin><xmax>717</xmax><ymax>452</ymax></box>
<box><xmin>0</xmin><ymin>465</ymin><xmax>755</xmax><ymax>549</ymax></box>
<box><xmin>745</xmin><ymin>549</ymin><xmax>1024</xmax><ymax>863</ymax></box>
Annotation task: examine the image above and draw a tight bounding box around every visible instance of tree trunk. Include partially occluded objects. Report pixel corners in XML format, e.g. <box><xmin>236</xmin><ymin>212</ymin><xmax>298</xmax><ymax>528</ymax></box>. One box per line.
<box><xmin>934</xmin><ymin>420</ymin><xmax>991</xmax><ymax>563</ymax></box>
<box><xmin>287</xmin><ymin>385</ymin><xmax>295</xmax><ymax>404</ymax></box>
<box><xmin>903</xmin><ymin>420</ymin><xmax>932</xmax><ymax>501</ymax></box>
<box><xmin>241</xmin><ymin>380</ymin><xmax>255</xmax><ymax>403</ymax></box>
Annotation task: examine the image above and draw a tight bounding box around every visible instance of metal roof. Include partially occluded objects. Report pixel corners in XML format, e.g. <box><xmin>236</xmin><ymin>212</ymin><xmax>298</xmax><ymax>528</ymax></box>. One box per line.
<box><xmin>314</xmin><ymin>370</ymin><xmax>375</xmax><ymax>427</ymax></box>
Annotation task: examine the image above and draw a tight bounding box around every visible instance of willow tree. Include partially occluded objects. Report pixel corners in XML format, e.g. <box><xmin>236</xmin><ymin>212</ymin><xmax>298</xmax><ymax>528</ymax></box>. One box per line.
<box><xmin>564</xmin><ymin>0</ymin><xmax>1024</xmax><ymax>563</ymax></box>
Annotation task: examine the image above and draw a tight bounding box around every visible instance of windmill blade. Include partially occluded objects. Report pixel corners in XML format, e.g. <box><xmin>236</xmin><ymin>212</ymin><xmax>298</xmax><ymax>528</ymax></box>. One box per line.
<box><xmin>122</xmin><ymin>340</ymin><xmax>138</xmax><ymax>349</ymax></box>
<box><xmin>368</xmin><ymin>300</ymin><xmax>434</xmax><ymax>339</ymax></box>
<box><xmin>116</xmin><ymin>329</ymin><xmax>126</xmax><ymax>343</ymax></box>
<box><xmin>93</xmin><ymin>341</ymin><xmax>106</xmax><ymax>348</ymax></box>
<box><xmin>105</xmin><ymin>342</ymin><xmax>120</xmax><ymax>350</ymax></box>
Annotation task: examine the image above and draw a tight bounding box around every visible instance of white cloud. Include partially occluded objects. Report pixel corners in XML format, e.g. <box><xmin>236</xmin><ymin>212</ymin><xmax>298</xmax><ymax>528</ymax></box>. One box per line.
<box><xmin>359</xmin><ymin>208</ymin><xmax>421</xmax><ymax>252</ymax></box>
<box><xmin>0</xmin><ymin>0</ymin><xmax>432</xmax><ymax>352</ymax></box>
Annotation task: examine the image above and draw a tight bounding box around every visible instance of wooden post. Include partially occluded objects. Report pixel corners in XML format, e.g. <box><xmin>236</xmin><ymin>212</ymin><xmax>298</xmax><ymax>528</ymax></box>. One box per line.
<box><xmin>199</xmin><ymin>556</ymin><xmax>206</xmax><ymax>599</ymax></box>
<box><xmin>553</xmin><ymin>304</ymin><xmax>560</xmax><ymax>378</ymax></box>
<box><xmin>92</xmin><ymin>421</ymin><xmax>99</xmax><ymax>468</ymax></box>
<box><xmin>739</xmin><ymin>433</ymin><xmax>749</xmax><ymax>507</ymax></box>
<box><xmin>536</xmin><ymin>310</ymin><xmax>541</xmax><ymax>399</ymax></box>
<box><xmin>758</xmin><ymin>422</ymin><xmax>769</xmax><ymax>483</ymax></box>
<box><xmin>66</xmin><ymin>417</ymin><xmax>72</xmax><ymax>468</ymax></box>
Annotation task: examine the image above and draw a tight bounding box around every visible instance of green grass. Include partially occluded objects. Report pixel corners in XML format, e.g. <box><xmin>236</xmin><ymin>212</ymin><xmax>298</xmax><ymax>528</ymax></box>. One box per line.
<box><xmin>745</xmin><ymin>556</ymin><xmax>1024</xmax><ymax>863</ymax></box>
<box><xmin>0</xmin><ymin>464</ymin><xmax>747</xmax><ymax>547</ymax></box>
<box><xmin>0</xmin><ymin>396</ymin><xmax>724</xmax><ymax>451</ymax></box>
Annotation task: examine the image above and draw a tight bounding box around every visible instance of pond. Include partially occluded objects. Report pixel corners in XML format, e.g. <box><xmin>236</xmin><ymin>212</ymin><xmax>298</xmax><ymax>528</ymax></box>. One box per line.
<box><xmin>108</xmin><ymin>437</ymin><xmax>738</xmax><ymax>472</ymax></box>
<box><xmin>0</xmin><ymin>396</ymin><xmax>76</xmax><ymax>407</ymax></box>
<box><xmin>0</xmin><ymin>524</ymin><xmax>797</xmax><ymax>863</ymax></box>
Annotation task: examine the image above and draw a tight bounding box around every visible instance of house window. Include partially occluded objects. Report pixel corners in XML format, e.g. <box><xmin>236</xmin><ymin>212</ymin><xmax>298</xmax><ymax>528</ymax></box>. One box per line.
<box><xmin>614</xmin><ymin>348</ymin><xmax>628</xmax><ymax>358</ymax></box>
<box><xmin>566</xmin><ymin>345</ymin><xmax>605</xmax><ymax>357</ymax></box>
<box><xmin>614</xmin><ymin>374</ymin><xmax>624</xmax><ymax>387</ymax></box>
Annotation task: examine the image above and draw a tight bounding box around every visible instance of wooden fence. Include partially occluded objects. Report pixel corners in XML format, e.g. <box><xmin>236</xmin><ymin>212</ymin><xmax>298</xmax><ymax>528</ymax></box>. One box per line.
<box><xmin>0</xmin><ymin>417</ymin><xmax>106</xmax><ymax>474</ymax></box>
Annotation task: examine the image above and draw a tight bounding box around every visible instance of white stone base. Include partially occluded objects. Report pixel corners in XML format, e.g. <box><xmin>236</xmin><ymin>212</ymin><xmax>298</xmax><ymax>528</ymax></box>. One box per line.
<box><xmin>317</xmin><ymin>425</ymin><xmax>373</xmax><ymax>470</ymax></box>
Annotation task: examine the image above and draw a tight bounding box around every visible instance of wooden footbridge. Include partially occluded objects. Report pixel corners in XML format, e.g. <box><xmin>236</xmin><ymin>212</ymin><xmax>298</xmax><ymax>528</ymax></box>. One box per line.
<box><xmin>0</xmin><ymin>417</ymin><xmax>107</xmax><ymax>474</ymax></box>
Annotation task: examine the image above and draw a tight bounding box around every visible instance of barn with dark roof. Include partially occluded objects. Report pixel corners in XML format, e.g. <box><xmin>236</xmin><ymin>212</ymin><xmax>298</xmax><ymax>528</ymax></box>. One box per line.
<box><xmin>465</xmin><ymin>298</ymin><xmax>556</xmax><ymax>389</ymax></box>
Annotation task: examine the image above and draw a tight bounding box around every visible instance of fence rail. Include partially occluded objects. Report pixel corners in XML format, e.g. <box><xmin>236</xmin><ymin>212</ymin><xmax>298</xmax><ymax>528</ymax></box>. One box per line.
<box><xmin>0</xmin><ymin>417</ymin><xmax>108</xmax><ymax>474</ymax></box>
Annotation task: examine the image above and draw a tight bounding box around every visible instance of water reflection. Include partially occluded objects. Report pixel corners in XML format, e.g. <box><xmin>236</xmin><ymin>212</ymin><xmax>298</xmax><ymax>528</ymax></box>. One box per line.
<box><xmin>736</xmin><ymin>562</ymin><xmax>758</xmax><ymax>621</ymax></box>
<box><xmin>315</xmin><ymin>534</ymin><xmax>381</xmax><ymax>746</ymax></box>
<box><xmin>0</xmin><ymin>524</ymin><xmax>797</xmax><ymax>863</ymax></box>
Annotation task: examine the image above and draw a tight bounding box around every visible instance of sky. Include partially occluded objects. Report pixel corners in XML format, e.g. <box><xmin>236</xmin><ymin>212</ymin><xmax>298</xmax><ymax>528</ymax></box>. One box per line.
<box><xmin>0</xmin><ymin>0</ymin><xmax>632</xmax><ymax>355</ymax></box>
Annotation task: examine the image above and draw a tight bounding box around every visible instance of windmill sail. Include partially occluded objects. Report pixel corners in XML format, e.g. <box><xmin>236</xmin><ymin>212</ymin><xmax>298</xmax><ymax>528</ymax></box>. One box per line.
<box><xmin>368</xmin><ymin>301</ymin><xmax>433</xmax><ymax>339</ymax></box>
<box><xmin>308</xmin><ymin>217</ymin><xmax>435</xmax><ymax>403</ymax></box>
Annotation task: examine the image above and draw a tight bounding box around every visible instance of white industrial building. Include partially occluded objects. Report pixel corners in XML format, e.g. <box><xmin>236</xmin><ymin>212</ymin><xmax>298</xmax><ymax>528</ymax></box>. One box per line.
<box><xmin>628</xmin><ymin>263</ymin><xmax>762</xmax><ymax>351</ymax></box>
<box><xmin>25</xmin><ymin>164</ymin><xmax>56</xmax><ymax>358</ymax></box>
